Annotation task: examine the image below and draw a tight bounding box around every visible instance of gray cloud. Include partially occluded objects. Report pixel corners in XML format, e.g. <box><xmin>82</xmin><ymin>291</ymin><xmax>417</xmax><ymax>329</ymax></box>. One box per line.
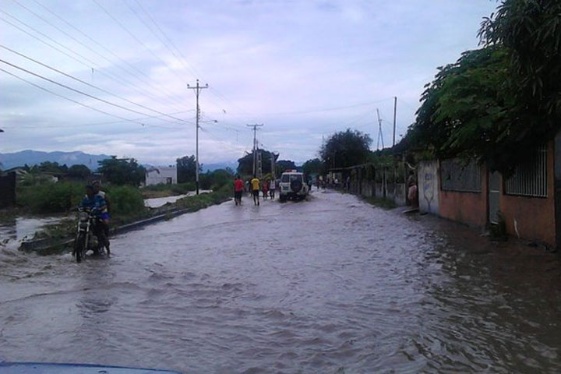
<box><xmin>0</xmin><ymin>0</ymin><xmax>498</xmax><ymax>165</ymax></box>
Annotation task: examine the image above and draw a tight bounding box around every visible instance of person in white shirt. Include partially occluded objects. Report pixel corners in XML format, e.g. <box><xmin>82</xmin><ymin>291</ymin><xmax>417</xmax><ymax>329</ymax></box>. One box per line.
<box><xmin>268</xmin><ymin>178</ymin><xmax>276</xmax><ymax>199</ymax></box>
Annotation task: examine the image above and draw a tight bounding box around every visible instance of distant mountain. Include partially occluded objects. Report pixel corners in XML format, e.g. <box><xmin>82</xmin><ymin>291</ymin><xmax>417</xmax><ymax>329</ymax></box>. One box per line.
<box><xmin>0</xmin><ymin>150</ymin><xmax>111</xmax><ymax>170</ymax></box>
<box><xmin>202</xmin><ymin>161</ymin><xmax>238</xmax><ymax>172</ymax></box>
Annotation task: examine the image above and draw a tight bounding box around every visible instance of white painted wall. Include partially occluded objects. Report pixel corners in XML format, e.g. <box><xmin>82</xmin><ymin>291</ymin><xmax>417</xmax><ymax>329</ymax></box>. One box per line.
<box><xmin>418</xmin><ymin>161</ymin><xmax>439</xmax><ymax>215</ymax></box>
<box><xmin>145</xmin><ymin>167</ymin><xmax>177</xmax><ymax>186</ymax></box>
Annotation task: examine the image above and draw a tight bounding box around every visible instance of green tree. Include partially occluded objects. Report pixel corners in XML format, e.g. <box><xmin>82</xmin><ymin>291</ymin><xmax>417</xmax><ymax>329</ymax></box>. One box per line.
<box><xmin>67</xmin><ymin>164</ymin><xmax>92</xmax><ymax>179</ymax></box>
<box><xmin>97</xmin><ymin>157</ymin><xmax>145</xmax><ymax>186</ymax></box>
<box><xmin>302</xmin><ymin>158</ymin><xmax>323</xmax><ymax>176</ymax></box>
<box><xmin>409</xmin><ymin>47</ymin><xmax>512</xmax><ymax>165</ymax></box>
<box><xmin>276</xmin><ymin>160</ymin><xmax>296</xmax><ymax>175</ymax></box>
<box><xmin>176</xmin><ymin>155</ymin><xmax>199</xmax><ymax>183</ymax></box>
<box><xmin>30</xmin><ymin>161</ymin><xmax>68</xmax><ymax>174</ymax></box>
<box><xmin>477</xmin><ymin>0</ymin><xmax>561</xmax><ymax>171</ymax></box>
<box><xmin>200</xmin><ymin>168</ymin><xmax>234</xmax><ymax>190</ymax></box>
<box><xmin>320</xmin><ymin>129</ymin><xmax>372</xmax><ymax>170</ymax></box>
<box><xmin>237</xmin><ymin>149</ymin><xmax>277</xmax><ymax>176</ymax></box>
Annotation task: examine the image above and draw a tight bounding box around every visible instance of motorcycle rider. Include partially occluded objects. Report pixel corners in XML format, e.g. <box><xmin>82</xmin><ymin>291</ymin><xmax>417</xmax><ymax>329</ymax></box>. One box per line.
<box><xmin>92</xmin><ymin>180</ymin><xmax>111</xmax><ymax>241</ymax></box>
<box><xmin>80</xmin><ymin>184</ymin><xmax>110</xmax><ymax>255</ymax></box>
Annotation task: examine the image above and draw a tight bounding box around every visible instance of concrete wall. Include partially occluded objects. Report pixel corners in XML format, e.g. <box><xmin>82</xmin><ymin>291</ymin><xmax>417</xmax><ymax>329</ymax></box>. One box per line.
<box><xmin>439</xmin><ymin>191</ymin><xmax>488</xmax><ymax>228</ymax></box>
<box><xmin>393</xmin><ymin>183</ymin><xmax>407</xmax><ymax>206</ymax></box>
<box><xmin>423</xmin><ymin>147</ymin><xmax>556</xmax><ymax>247</ymax></box>
<box><xmin>145</xmin><ymin>167</ymin><xmax>177</xmax><ymax>186</ymax></box>
<box><xmin>500</xmin><ymin>141</ymin><xmax>556</xmax><ymax>246</ymax></box>
<box><xmin>438</xmin><ymin>163</ymin><xmax>487</xmax><ymax>228</ymax></box>
<box><xmin>360</xmin><ymin>181</ymin><xmax>374</xmax><ymax>197</ymax></box>
<box><xmin>418</xmin><ymin>161</ymin><xmax>439</xmax><ymax>215</ymax></box>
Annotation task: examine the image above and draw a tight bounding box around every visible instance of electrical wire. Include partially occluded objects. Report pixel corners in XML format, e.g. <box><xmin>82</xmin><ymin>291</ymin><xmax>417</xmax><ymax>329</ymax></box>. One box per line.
<box><xmin>0</xmin><ymin>58</ymin><xmax>183</xmax><ymax>122</ymax></box>
<box><xmin>92</xmin><ymin>0</ymin><xmax>190</xmax><ymax>86</ymax></box>
<box><xmin>0</xmin><ymin>67</ymin><xmax>148</xmax><ymax>127</ymax></box>
<box><xmin>2</xmin><ymin>3</ymin><xmax>188</xmax><ymax>111</ymax></box>
<box><xmin>1</xmin><ymin>45</ymin><xmax>189</xmax><ymax>125</ymax></box>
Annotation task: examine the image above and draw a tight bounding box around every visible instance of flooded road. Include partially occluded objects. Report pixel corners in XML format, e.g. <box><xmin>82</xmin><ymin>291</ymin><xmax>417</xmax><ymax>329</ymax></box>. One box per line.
<box><xmin>1</xmin><ymin>190</ymin><xmax>560</xmax><ymax>373</ymax></box>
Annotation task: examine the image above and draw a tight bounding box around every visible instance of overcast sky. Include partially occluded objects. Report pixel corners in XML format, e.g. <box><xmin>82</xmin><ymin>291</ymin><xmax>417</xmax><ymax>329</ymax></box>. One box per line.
<box><xmin>0</xmin><ymin>0</ymin><xmax>499</xmax><ymax>166</ymax></box>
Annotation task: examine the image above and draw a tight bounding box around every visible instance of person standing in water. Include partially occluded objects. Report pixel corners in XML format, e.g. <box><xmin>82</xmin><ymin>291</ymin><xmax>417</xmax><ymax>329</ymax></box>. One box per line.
<box><xmin>250</xmin><ymin>175</ymin><xmax>260</xmax><ymax>206</ymax></box>
<box><xmin>233</xmin><ymin>175</ymin><xmax>244</xmax><ymax>205</ymax></box>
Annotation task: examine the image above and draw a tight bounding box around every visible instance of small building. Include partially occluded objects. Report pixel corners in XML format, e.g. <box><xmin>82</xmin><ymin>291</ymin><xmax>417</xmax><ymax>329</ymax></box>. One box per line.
<box><xmin>145</xmin><ymin>166</ymin><xmax>177</xmax><ymax>186</ymax></box>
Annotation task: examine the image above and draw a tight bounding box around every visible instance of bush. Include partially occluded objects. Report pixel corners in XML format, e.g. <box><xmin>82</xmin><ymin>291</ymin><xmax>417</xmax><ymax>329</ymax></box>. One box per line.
<box><xmin>175</xmin><ymin>188</ymin><xmax>231</xmax><ymax>212</ymax></box>
<box><xmin>107</xmin><ymin>185</ymin><xmax>146</xmax><ymax>217</ymax></box>
<box><xmin>198</xmin><ymin>169</ymin><xmax>234</xmax><ymax>191</ymax></box>
<box><xmin>17</xmin><ymin>181</ymin><xmax>84</xmax><ymax>214</ymax></box>
<box><xmin>171</xmin><ymin>182</ymin><xmax>196</xmax><ymax>194</ymax></box>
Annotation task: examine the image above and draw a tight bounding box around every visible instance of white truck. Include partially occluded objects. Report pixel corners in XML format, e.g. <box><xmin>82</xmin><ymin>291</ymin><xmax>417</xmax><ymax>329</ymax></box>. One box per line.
<box><xmin>279</xmin><ymin>170</ymin><xmax>309</xmax><ymax>202</ymax></box>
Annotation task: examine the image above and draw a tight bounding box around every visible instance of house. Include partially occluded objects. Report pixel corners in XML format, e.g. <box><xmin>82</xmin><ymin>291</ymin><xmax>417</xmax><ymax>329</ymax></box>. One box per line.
<box><xmin>145</xmin><ymin>166</ymin><xmax>177</xmax><ymax>186</ymax></box>
<box><xmin>418</xmin><ymin>138</ymin><xmax>558</xmax><ymax>249</ymax></box>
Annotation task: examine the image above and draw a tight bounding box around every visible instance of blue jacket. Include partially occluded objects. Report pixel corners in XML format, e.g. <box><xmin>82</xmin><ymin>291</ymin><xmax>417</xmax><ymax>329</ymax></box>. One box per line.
<box><xmin>80</xmin><ymin>194</ymin><xmax>107</xmax><ymax>215</ymax></box>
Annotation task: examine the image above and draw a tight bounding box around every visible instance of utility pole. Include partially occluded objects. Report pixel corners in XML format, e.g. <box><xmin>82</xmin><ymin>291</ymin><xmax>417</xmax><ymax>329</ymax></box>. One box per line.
<box><xmin>271</xmin><ymin>152</ymin><xmax>278</xmax><ymax>180</ymax></box>
<box><xmin>187</xmin><ymin>79</ymin><xmax>208</xmax><ymax>195</ymax></box>
<box><xmin>393</xmin><ymin>96</ymin><xmax>397</xmax><ymax>147</ymax></box>
<box><xmin>376</xmin><ymin>109</ymin><xmax>384</xmax><ymax>150</ymax></box>
<box><xmin>247</xmin><ymin>124</ymin><xmax>263</xmax><ymax>177</ymax></box>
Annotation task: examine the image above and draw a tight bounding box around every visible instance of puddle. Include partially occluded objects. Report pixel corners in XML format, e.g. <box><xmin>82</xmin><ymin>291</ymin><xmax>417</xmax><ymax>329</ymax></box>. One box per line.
<box><xmin>0</xmin><ymin>216</ymin><xmax>64</xmax><ymax>244</ymax></box>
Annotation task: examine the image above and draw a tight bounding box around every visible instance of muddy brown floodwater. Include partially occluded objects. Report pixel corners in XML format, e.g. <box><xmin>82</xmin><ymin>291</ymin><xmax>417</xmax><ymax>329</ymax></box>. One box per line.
<box><xmin>1</xmin><ymin>190</ymin><xmax>560</xmax><ymax>373</ymax></box>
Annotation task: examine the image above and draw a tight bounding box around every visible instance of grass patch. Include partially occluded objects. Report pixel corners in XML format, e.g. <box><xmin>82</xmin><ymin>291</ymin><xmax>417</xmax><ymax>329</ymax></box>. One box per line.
<box><xmin>175</xmin><ymin>188</ymin><xmax>231</xmax><ymax>212</ymax></box>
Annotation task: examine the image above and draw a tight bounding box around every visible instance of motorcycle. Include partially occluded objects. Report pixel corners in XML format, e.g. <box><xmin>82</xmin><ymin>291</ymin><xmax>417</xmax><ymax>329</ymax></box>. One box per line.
<box><xmin>73</xmin><ymin>207</ymin><xmax>110</xmax><ymax>263</ymax></box>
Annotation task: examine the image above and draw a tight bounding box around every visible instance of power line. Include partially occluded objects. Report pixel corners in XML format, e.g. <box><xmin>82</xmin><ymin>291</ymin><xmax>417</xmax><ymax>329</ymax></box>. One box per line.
<box><xmin>0</xmin><ymin>58</ymin><xmax>174</xmax><ymax>120</ymax></box>
<box><xmin>1</xmin><ymin>4</ymin><xmax>187</xmax><ymax>111</ymax></box>
<box><xmin>0</xmin><ymin>45</ymin><xmax>187</xmax><ymax>125</ymax></box>
<box><xmin>0</xmin><ymin>16</ymin><xmax>187</xmax><ymax>115</ymax></box>
<box><xmin>0</xmin><ymin>67</ymin><xmax>147</xmax><ymax>127</ymax></box>
<box><xmin>126</xmin><ymin>0</ymin><xmax>200</xmax><ymax>80</ymax></box>
<box><xmin>92</xmin><ymin>0</ymin><xmax>189</xmax><ymax>86</ymax></box>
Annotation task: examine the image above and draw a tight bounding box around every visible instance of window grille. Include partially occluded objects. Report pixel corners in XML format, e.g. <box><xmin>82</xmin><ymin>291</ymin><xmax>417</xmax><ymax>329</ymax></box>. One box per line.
<box><xmin>440</xmin><ymin>159</ymin><xmax>481</xmax><ymax>192</ymax></box>
<box><xmin>504</xmin><ymin>145</ymin><xmax>547</xmax><ymax>197</ymax></box>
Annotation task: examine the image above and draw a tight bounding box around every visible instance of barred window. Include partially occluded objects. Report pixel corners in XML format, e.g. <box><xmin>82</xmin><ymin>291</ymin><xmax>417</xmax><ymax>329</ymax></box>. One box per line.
<box><xmin>440</xmin><ymin>159</ymin><xmax>481</xmax><ymax>193</ymax></box>
<box><xmin>504</xmin><ymin>145</ymin><xmax>547</xmax><ymax>198</ymax></box>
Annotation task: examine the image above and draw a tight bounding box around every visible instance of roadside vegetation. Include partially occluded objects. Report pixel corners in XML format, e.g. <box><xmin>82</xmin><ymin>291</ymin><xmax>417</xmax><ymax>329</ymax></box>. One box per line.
<box><xmin>8</xmin><ymin>160</ymin><xmax>234</xmax><ymax>244</ymax></box>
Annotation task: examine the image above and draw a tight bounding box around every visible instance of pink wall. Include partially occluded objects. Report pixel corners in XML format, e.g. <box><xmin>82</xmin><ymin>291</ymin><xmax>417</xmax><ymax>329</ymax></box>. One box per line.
<box><xmin>439</xmin><ymin>180</ymin><xmax>488</xmax><ymax>229</ymax></box>
<box><xmin>436</xmin><ymin>143</ymin><xmax>556</xmax><ymax>247</ymax></box>
<box><xmin>499</xmin><ymin>142</ymin><xmax>556</xmax><ymax>246</ymax></box>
